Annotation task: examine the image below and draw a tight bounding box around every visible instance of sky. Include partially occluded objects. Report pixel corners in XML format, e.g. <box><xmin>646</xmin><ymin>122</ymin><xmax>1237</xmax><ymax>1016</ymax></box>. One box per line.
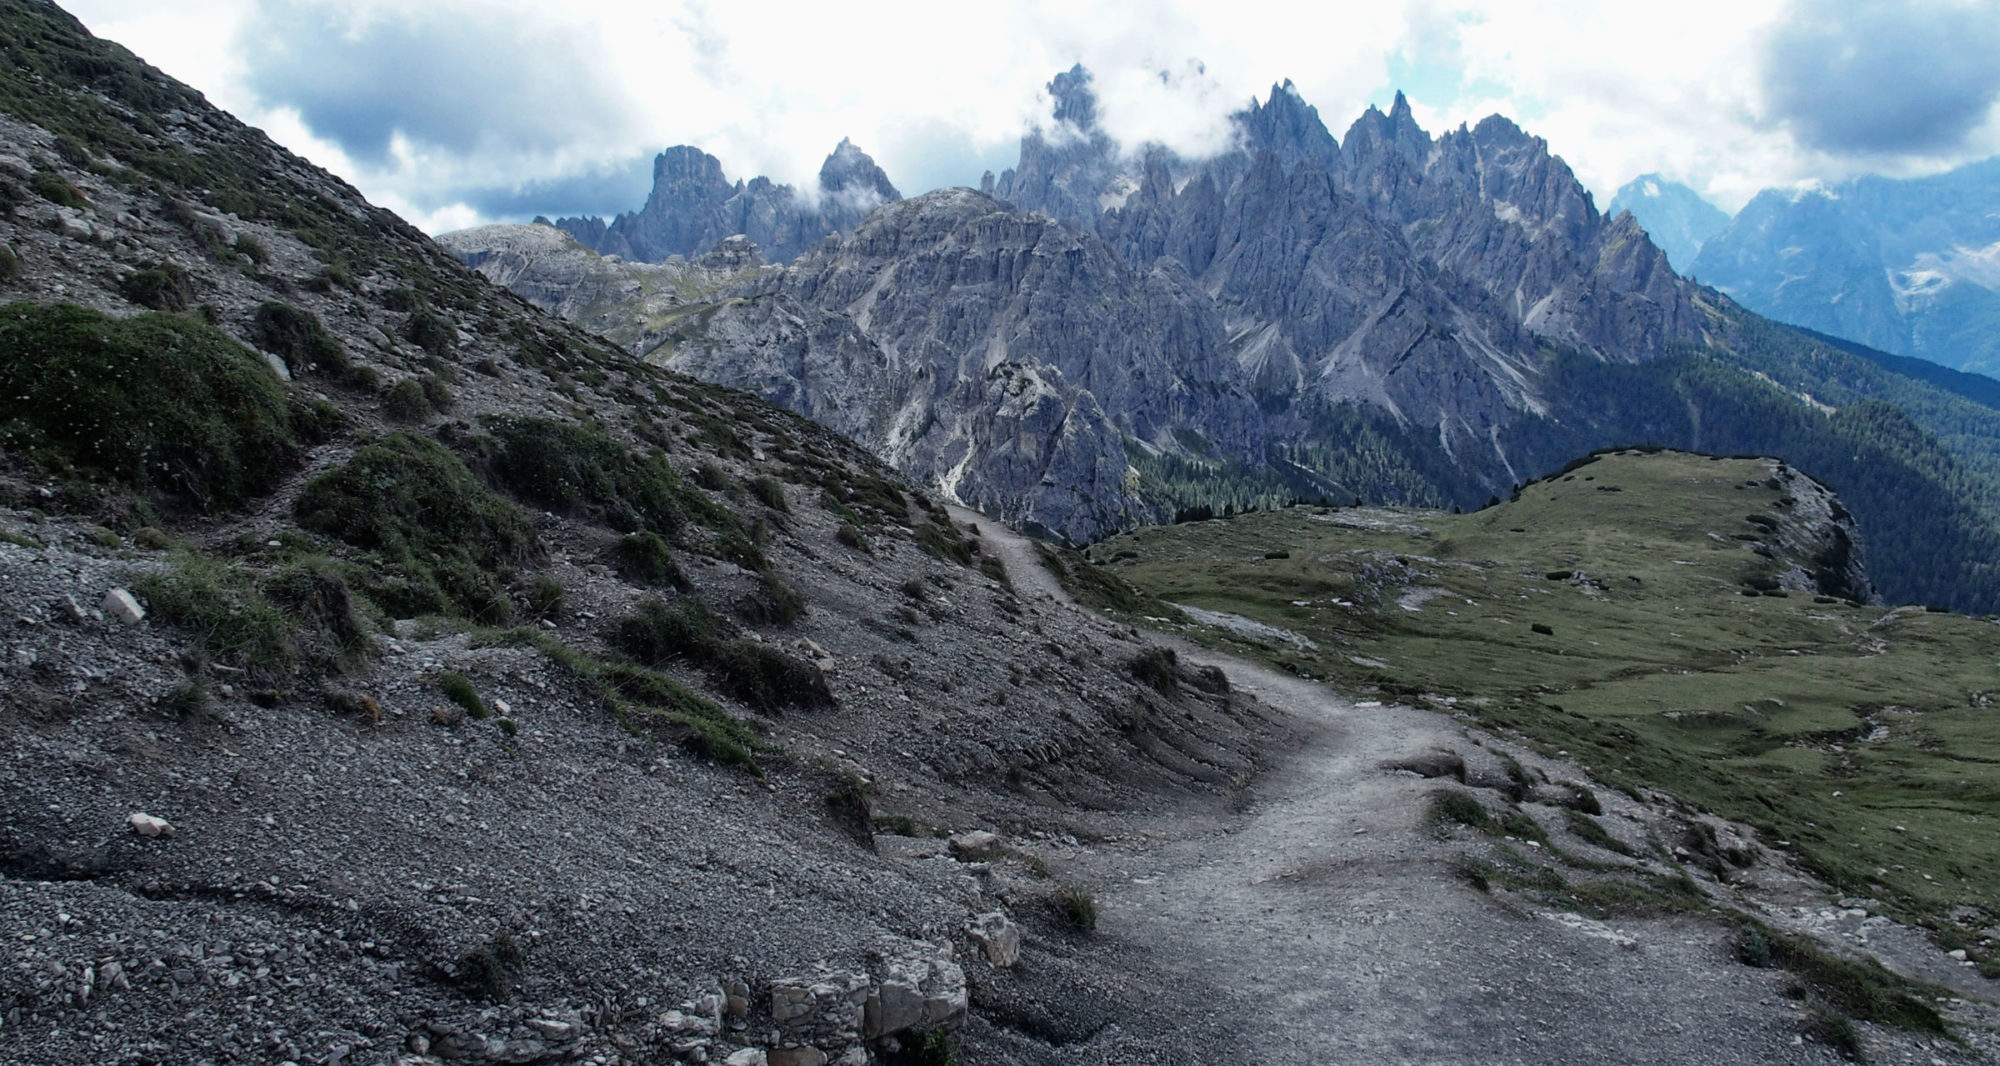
<box><xmin>62</xmin><ymin>0</ymin><xmax>2000</xmax><ymax>235</ymax></box>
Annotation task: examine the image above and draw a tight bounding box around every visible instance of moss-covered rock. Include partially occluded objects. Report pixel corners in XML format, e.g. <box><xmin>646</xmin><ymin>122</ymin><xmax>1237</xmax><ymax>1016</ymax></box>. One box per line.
<box><xmin>0</xmin><ymin>301</ymin><xmax>300</xmax><ymax>510</ymax></box>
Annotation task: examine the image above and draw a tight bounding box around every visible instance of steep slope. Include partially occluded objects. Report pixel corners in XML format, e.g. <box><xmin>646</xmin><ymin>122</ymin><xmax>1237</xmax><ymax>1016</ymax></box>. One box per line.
<box><xmin>1693</xmin><ymin>158</ymin><xmax>2000</xmax><ymax>376</ymax></box>
<box><xmin>1607</xmin><ymin>173</ymin><xmax>1731</xmax><ymax>274</ymax></box>
<box><xmin>547</xmin><ymin>138</ymin><xmax>901</xmax><ymax>265</ymax></box>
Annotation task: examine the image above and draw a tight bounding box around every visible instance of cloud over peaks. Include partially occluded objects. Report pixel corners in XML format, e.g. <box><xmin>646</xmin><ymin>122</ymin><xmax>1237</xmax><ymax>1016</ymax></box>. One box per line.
<box><xmin>1761</xmin><ymin>0</ymin><xmax>2000</xmax><ymax>155</ymax></box>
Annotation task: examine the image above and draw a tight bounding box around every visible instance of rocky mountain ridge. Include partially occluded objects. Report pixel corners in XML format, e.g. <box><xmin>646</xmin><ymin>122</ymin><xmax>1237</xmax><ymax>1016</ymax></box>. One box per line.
<box><xmin>1607</xmin><ymin>173</ymin><xmax>1731</xmax><ymax>274</ymax></box>
<box><xmin>447</xmin><ymin>69</ymin><xmax>2000</xmax><ymax>615</ymax></box>
<box><xmin>1693</xmin><ymin>158</ymin><xmax>2000</xmax><ymax>377</ymax></box>
<box><xmin>546</xmin><ymin>139</ymin><xmax>901</xmax><ymax>266</ymax></box>
<box><xmin>6</xmin><ymin>6</ymin><xmax>2000</xmax><ymax>1064</ymax></box>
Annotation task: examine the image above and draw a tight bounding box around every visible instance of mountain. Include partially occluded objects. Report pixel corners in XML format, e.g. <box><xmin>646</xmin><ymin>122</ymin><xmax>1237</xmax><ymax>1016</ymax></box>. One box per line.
<box><xmin>544</xmin><ymin>138</ymin><xmax>901</xmax><ymax>265</ymax></box>
<box><xmin>1606</xmin><ymin>173</ymin><xmax>1730</xmax><ymax>273</ymax></box>
<box><xmin>451</xmin><ymin>70</ymin><xmax>2000</xmax><ymax>613</ymax></box>
<box><xmin>1692</xmin><ymin>157</ymin><xmax>2000</xmax><ymax>377</ymax></box>
<box><xmin>0</xmin><ymin>6</ymin><xmax>1296</xmax><ymax>1063</ymax></box>
<box><xmin>10</xmin><ymin>8</ymin><xmax>2000</xmax><ymax>1063</ymax></box>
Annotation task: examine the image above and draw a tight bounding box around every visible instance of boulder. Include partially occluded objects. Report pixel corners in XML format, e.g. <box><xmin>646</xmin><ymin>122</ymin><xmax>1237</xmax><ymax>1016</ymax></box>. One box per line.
<box><xmin>967</xmin><ymin>912</ymin><xmax>1022</xmax><ymax>968</ymax></box>
<box><xmin>127</xmin><ymin>812</ymin><xmax>173</xmax><ymax>838</ymax></box>
<box><xmin>947</xmin><ymin>831</ymin><xmax>1003</xmax><ymax>861</ymax></box>
<box><xmin>101</xmin><ymin>588</ymin><xmax>144</xmax><ymax>625</ymax></box>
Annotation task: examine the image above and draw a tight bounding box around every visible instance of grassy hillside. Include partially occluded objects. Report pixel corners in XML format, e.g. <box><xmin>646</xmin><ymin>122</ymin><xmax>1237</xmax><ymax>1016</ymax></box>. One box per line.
<box><xmin>1090</xmin><ymin>449</ymin><xmax>2000</xmax><ymax>954</ymax></box>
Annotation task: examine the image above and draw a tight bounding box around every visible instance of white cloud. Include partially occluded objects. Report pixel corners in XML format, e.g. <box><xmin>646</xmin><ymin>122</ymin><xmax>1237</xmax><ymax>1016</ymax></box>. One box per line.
<box><xmin>61</xmin><ymin>0</ymin><xmax>2000</xmax><ymax>229</ymax></box>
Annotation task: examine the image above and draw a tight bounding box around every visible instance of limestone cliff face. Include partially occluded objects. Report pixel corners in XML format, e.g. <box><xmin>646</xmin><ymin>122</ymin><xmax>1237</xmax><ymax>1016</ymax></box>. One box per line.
<box><xmin>996</xmin><ymin>77</ymin><xmax>1702</xmax><ymax>486</ymax></box>
<box><xmin>665</xmin><ymin>190</ymin><xmax>1266</xmax><ymax>542</ymax></box>
<box><xmin>450</xmin><ymin>75</ymin><xmax>1715</xmax><ymax>540</ymax></box>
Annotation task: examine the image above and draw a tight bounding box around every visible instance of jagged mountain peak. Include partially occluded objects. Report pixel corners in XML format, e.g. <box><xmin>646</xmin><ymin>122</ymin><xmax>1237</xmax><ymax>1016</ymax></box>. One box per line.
<box><xmin>1343</xmin><ymin>89</ymin><xmax>1433</xmax><ymax>162</ymax></box>
<box><xmin>1469</xmin><ymin>111</ymin><xmax>1531</xmax><ymax>147</ymax></box>
<box><xmin>1047</xmin><ymin>62</ymin><xmax>1100</xmax><ymax>130</ymax></box>
<box><xmin>651</xmin><ymin>144</ymin><xmax>731</xmax><ymax>187</ymax></box>
<box><xmin>817</xmin><ymin>137</ymin><xmax>901</xmax><ymax>204</ymax></box>
<box><xmin>1239</xmin><ymin>79</ymin><xmax>1340</xmax><ymax>170</ymax></box>
<box><xmin>549</xmin><ymin>138</ymin><xmax>901</xmax><ymax>266</ymax></box>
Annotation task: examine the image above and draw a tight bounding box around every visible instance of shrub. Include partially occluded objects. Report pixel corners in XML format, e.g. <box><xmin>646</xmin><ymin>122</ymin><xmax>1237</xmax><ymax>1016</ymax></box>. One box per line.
<box><xmin>403</xmin><ymin>307</ymin><xmax>456</xmax><ymax>356</ymax></box>
<box><xmin>158</xmin><ymin>679</ymin><xmax>209</xmax><ymax>718</ymax></box>
<box><xmin>0</xmin><ymin>244</ymin><xmax>17</xmax><ymax>283</ymax></box>
<box><xmin>883</xmin><ymin>1029</ymin><xmax>956</xmax><ymax>1066</ymax></box>
<box><xmin>263</xmin><ymin>556</ymin><xmax>369</xmax><ymax>664</ymax></box>
<box><xmin>915</xmin><ymin>518</ymin><xmax>975</xmax><ymax>566</ymax></box>
<box><xmin>1564</xmin><ymin>810</ymin><xmax>1636</xmax><ymax>857</ymax></box>
<box><xmin>715</xmin><ymin>528</ymin><xmax>768</xmax><ymax>572</ymax></box>
<box><xmin>252</xmin><ymin>301</ymin><xmax>349</xmax><ymax>375</ymax></box>
<box><xmin>0</xmin><ymin>303</ymin><xmax>306</xmax><ymax>511</ymax></box>
<box><xmin>294</xmin><ymin>432</ymin><xmax>538</xmax><ymax>620</ymax></box>
<box><xmin>615</xmin><ymin>531</ymin><xmax>687</xmax><ymax>588</ymax></box>
<box><xmin>382</xmin><ymin>378</ymin><xmax>430</xmax><ymax>422</ymax></box>
<box><xmin>1130</xmin><ymin>647</ymin><xmax>1178</xmax><ymax>697</ymax></box>
<box><xmin>232</xmin><ymin>234</ymin><xmax>268</xmax><ymax>264</ymax></box>
<box><xmin>837</xmin><ymin>523</ymin><xmax>871</xmax><ymax>552</ymax></box>
<box><xmin>708</xmin><ymin>639</ymin><xmax>832</xmax><ymax>713</ymax></box>
<box><xmin>482</xmin><ymin>416</ymin><xmax>728</xmax><ymax>540</ymax></box>
<box><xmin>1802</xmin><ymin>1005</ymin><xmax>1860</xmax><ymax>1058</ymax></box>
<box><xmin>30</xmin><ymin>170</ymin><xmax>85</xmax><ymax>209</ymax></box>
<box><xmin>458</xmin><ymin>931</ymin><xmax>521</xmax><ymax>1001</ymax></box>
<box><xmin>693</xmin><ymin>461</ymin><xmax>728</xmax><ymax>491</ymax></box>
<box><xmin>135</xmin><ymin>551</ymin><xmax>300</xmax><ymax>677</ymax></box>
<box><xmin>523</xmin><ymin>573</ymin><xmax>564</xmax><ymax>619</ymax></box>
<box><xmin>438</xmin><ymin>672</ymin><xmax>488</xmax><ymax>719</ymax></box>
<box><xmin>1736</xmin><ymin>926</ymin><xmax>1774</xmax><ymax>968</ymax></box>
<box><xmin>750</xmin><ymin>475</ymin><xmax>788</xmax><ymax>512</ymax></box>
<box><xmin>1426</xmin><ymin>790</ymin><xmax>1493</xmax><ymax>835</ymax></box>
<box><xmin>1058</xmin><ymin>884</ymin><xmax>1097</xmax><ymax>933</ymax></box>
<box><xmin>118</xmin><ymin>260</ymin><xmax>193</xmax><ymax>311</ymax></box>
<box><xmin>419</xmin><ymin>373</ymin><xmax>454</xmax><ymax>413</ymax></box>
<box><xmin>611</xmin><ymin>596</ymin><xmax>732</xmax><ymax>665</ymax></box>
<box><xmin>737</xmin><ymin>570</ymin><xmax>805</xmax><ymax>625</ymax></box>
<box><xmin>978</xmin><ymin>556</ymin><xmax>1010</xmax><ymax>587</ymax></box>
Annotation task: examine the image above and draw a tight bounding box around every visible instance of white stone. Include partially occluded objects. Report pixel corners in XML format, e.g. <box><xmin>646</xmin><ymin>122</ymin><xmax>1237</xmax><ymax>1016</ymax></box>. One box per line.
<box><xmin>101</xmin><ymin>588</ymin><xmax>144</xmax><ymax>625</ymax></box>
<box><xmin>722</xmin><ymin>1051</ymin><xmax>766</xmax><ymax>1066</ymax></box>
<box><xmin>127</xmin><ymin>812</ymin><xmax>173</xmax><ymax>839</ymax></box>
<box><xmin>968</xmin><ymin>911</ymin><xmax>1021</xmax><ymax>968</ymax></box>
<box><xmin>948</xmin><ymin>830</ymin><xmax>1003</xmax><ymax>861</ymax></box>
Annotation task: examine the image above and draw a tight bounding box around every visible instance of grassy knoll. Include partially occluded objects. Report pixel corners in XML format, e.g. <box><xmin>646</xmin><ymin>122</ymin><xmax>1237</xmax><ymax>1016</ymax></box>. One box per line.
<box><xmin>1091</xmin><ymin>449</ymin><xmax>2000</xmax><ymax>944</ymax></box>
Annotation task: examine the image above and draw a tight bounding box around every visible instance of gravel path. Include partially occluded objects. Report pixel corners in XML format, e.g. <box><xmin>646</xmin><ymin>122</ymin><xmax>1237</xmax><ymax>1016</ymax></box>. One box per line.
<box><xmin>959</xmin><ymin>507</ymin><xmax>1989</xmax><ymax>1065</ymax></box>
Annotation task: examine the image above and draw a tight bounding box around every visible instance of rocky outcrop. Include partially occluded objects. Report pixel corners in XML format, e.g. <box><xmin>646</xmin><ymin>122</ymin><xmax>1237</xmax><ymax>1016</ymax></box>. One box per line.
<box><xmin>547</xmin><ymin>140</ymin><xmax>902</xmax><ymax>266</ymax></box>
<box><xmin>1761</xmin><ymin>459</ymin><xmax>1875</xmax><ymax>603</ymax></box>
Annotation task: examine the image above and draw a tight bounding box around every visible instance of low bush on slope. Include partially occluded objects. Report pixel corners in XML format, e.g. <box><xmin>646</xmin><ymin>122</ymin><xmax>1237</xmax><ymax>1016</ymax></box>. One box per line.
<box><xmin>0</xmin><ymin>301</ymin><xmax>312</xmax><ymax>510</ymax></box>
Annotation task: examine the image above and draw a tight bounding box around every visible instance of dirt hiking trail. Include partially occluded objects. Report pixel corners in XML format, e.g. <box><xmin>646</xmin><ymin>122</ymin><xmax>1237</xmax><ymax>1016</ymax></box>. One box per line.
<box><xmin>953</xmin><ymin>505</ymin><xmax>1993</xmax><ymax>1065</ymax></box>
